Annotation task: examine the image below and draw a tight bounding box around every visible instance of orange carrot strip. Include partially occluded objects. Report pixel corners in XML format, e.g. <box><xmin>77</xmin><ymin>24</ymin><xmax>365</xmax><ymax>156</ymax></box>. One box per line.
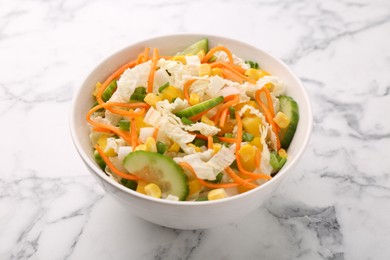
<box><xmin>224</xmin><ymin>167</ymin><xmax>258</xmax><ymax>189</ymax></box>
<box><xmin>235</xmin><ymin>153</ymin><xmax>272</xmax><ymax>180</ymax></box>
<box><xmin>101</xmin><ymin>102</ymin><xmax>148</xmax><ymax>118</ymax></box>
<box><xmin>147</xmin><ymin>48</ymin><xmax>159</xmax><ymax>93</ymax></box>
<box><xmin>86</xmin><ymin>105</ymin><xmax>133</xmax><ymax>144</ymax></box>
<box><xmin>207</xmin><ymin>136</ymin><xmax>213</xmax><ymax>150</ymax></box>
<box><xmin>136</xmin><ymin>53</ymin><xmax>145</xmax><ymax>65</ymax></box>
<box><xmin>95</xmin><ymin>145</ymin><xmax>139</xmax><ymax>180</ymax></box>
<box><xmin>96</xmin><ymin>59</ymin><xmax>137</xmax><ymax>104</ymax></box>
<box><xmin>193</xmin><ymin>133</ymin><xmax>208</xmax><ymax>141</ymax></box>
<box><xmin>219</xmin><ymin>108</ymin><xmax>228</xmax><ymax>128</ymax></box>
<box><xmin>210</xmin><ymin>62</ymin><xmax>256</xmax><ymax>84</ymax></box>
<box><xmin>179</xmin><ymin>162</ymin><xmax>239</xmax><ymax>189</ymax></box>
<box><xmin>213</xmin><ymin>95</ymin><xmax>239</xmax><ymax>124</ymax></box>
<box><xmin>92</xmin><ymin>126</ymin><xmax>113</xmax><ymax>134</ymax></box>
<box><xmin>203</xmin><ymin>46</ymin><xmax>234</xmax><ymax>64</ymax></box>
<box><xmin>257</xmin><ymin>87</ymin><xmax>276</xmax><ymax>117</ymax></box>
<box><xmin>152</xmin><ymin>127</ymin><xmax>159</xmax><ymax>140</ymax></box>
<box><xmin>183</xmin><ymin>79</ymin><xmax>197</xmax><ymax>102</ymax></box>
<box><xmin>217</xmin><ymin>136</ymin><xmax>236</xmax><ymax>143</ymax></box>
<box><xmin>130</xmin><ymin>117</ymin><xmax>138</xmax><ymax>150</ymax></box>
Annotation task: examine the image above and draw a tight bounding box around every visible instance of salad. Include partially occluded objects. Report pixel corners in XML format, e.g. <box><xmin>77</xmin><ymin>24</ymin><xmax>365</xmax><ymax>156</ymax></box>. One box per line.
<box><xmin>86</xmin><ymin>39</ymin><xmax>299</xmax><ymax>201</ymax></box>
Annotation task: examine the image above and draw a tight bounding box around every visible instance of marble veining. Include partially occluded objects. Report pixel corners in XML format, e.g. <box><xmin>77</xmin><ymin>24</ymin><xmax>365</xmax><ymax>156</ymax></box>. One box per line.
<box><xmin>1</xmin><ymin>0</ymin><xmax>390</xmax><ymax>259</ymax></box>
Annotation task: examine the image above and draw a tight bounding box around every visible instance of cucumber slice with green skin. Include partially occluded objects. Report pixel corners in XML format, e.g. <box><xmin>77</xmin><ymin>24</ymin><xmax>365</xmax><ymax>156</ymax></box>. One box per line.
<box><xmin>123</xmin><ymin>151</ymin><xmax>189</xmax><ymax>200</ymax></box>
<box><xmin>175</xmin><ymin>96</ymin><xmax>224</xmax><ymax>118</ymax></box>
<box><xmin>178</xmin><ymin>38</ymin><xmax>209</xmax><ymax>55</ymax></box>
<box><xmin>278</xmin><ymin>95</ymin><xmax>299</xmax><ymax>149</ymax></box>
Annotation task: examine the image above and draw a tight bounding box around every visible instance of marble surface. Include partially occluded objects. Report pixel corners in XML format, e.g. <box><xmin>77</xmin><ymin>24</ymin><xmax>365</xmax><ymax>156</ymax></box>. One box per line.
<box><xmin>1</xmin><ymin>0</ymin><xmax>389</xmax><ymax>259</ymax></box>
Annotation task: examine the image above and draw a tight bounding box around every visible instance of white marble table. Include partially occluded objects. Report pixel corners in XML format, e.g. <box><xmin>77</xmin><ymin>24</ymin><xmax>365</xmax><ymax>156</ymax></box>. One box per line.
<box><xmin>1</xmin><ymin>0</ymin><xmax>390</xmax><ymax>259</ymax></box>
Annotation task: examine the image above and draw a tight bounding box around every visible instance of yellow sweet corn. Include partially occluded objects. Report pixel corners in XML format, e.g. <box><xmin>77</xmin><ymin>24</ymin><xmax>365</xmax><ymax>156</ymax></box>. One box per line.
<box><xmin>159</xmin><ymin>86</ymin><xmax>184</xmax><ymax>103</ymax></box>
<box><xmin>169</xmin><ymin>142</ymin><xmax>181</xmax><ymax>152</ymax></box>
<box><xmin>144</xmin><ymin>183</ymin><xmax>162</xmax><ymax>198</ymax></box>
<box><xmin>97</xmin><ymin>134</ymin><xmax>116</xmax><ymax>157</ymax></box>
<box><xmin>145</xmin><ymin>137</ymin><xmax>157</xmax><ymax>153</ymax></box>
<box><xmin>241</xmin><ymin>116</ymin><xmax>262</xmax><ymax>136</ymax></box>
<box><xmin>250</xmin><ymin>136</ymin><xmax>263</xmax><ymax>150</ymax></box>
<box><xmin>135</xmin><ymin>116</ymin><xmax>150</xmax><ymax>134</ymax></box>
<box><xmin>136</xmin><ymin>180</ymin><xmax>147</xmax><ymax>195</ymax></box>
<box><xmin>212</xmin><ymin>143</ymin><xmax>222</xmax><ymax>154</ymax></box>
<box><xmin>201</xmin><ymin>115</ymin><xmax>215</xmax><ymax>126</ymax></box>
<box><xmin>187</xmin><ymin>143</ymin><xmax>202</xmax><ymax>152</ymax></box>
<box><xmin>237</xmin><ymin>144</ymin><xmax>257</xmax><ymax>171</ymax></box>
<box><xmin>198</xmin><ymin>63</ymin><xmax>211</xmax><ymax>77</ymax></box>
<box><xmin>144</xmin><ymin>93</ymin><xmax>161</xmax><ymax>107</ymax></box>
<box><xmin>135</xmin><ymin>144</ymin><xmax>146</xmax><ymax>151</ymax></box>
<box><xmin>189</xmin><ymin>92</ymin><xmax>200</xmax><ymax>105</ymax></box>
<box><xmin>245</xmin><ymin>68</ymin><xmax>262</xmax><ymax>81</ymax></box>
<box><xmin>211</xmin><ymin>68</ymin><xmax>224</xmax><ymax>77</ymax></box>
<box><xmin>278</xmin><ymin>148</ymin><xmax>288</xmax><ymax>158</ymax></box>
<box><xmin>273</xmin><ymin>111</ymin><xmax>290</xmax><ymax>129</ymax></box>
<box><xmin>171</xmin><ymin>55</ymin><xmax>186</xmax><ymax>64</ymax></box>
<box><xmin>188</xmin><ymin>179</ymin><xmax>202</xmax><ymax>197</ymax></box>
<box><xmin>197</xmin><ymin>50</ymin><xmax>205</xmax><ymax>60</ymax></box>
<box><xmin>207</xmin><ymin>188</ymin><xmax>227</xmax><ymax>200</ymax></box>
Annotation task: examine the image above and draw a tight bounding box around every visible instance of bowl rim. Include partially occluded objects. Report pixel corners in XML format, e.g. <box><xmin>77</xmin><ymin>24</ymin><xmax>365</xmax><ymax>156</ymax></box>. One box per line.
<box><xmin>70</xmin><ymin>33</ymin><xmax>313</xmax><ymax>206</ymax></box>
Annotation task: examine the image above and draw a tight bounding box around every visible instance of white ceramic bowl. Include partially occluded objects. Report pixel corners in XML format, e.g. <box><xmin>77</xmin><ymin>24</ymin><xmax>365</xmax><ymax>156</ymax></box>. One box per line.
<box><xmin>70</xmin><ymin>34</ymin><xmax>312</xmax><ymax>230</ymax></box>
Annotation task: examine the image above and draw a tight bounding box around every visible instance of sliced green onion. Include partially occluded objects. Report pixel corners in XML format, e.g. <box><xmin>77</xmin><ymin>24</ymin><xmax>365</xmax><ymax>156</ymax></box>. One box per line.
<box><xmin>193</xmin><ymin>138</ymin><xmax>206</xmax><ymax>147</ymax></box>
<box><xmin>130</xmin><ymin>87</ymin><xmax>146</xmax><ymax>101</ymax></box>
<box><xmin>229</xmin><ymin>106</ymin><xmax>236</xmax><ymax>119</ymax></box>
<box><xmin>102</xmin><ymin>79</ymin><xmax>117</xmax><ymax>102</ymax></box>
<box><xmin>156</xmin><ymin>141</ymin><xmax>168</xmax><ymax>154</ymax></box>
<box><xmin>242</xmin><ymin>132</ymin><xmax>254</xmax><ymax>142</ymax></box>
<box><xmin>270</xmin><ymin>152</ymin><xmax>287</xmax><ymax>170</ymax></box>
<box><xmin>120</xmin><ymin>179</ymin><xmax>137</xmax><ymax>191</ymax></box>
<box><xmin>158</xmin><ymin>82</ymin><xmax>170</xmax><ymax>93</ymax></box>
<box><xmin>245</xmin><ymin>60</ymin><xmax>259</xmax><ymax>69</ymax></box>
<box><xmin>181</xmin><ymin>117</ymin><xmax>194</xmax><ymax>125</ymax></box>
<box><xmin>224</xmin><ymin>133</ymin><xmax>234</xmax><ymax>138</ymax></box>
<box><xmin>94</xmin><ymin>150</ymin><xmax>106</xmax><ymax>170</ymax></box>
<box><xmin>118</xmin><ymin>119</ymin><xmax>130</xmax><ymax>131</ymax></box>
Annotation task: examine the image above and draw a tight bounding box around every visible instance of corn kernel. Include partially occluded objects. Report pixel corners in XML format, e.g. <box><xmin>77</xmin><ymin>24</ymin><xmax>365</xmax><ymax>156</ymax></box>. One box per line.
<box><xmin>187</xmin><ymin>143</ymin><xmax>202</xmax><ymax>152</ymax></box>
<box><xmin>93</xmin><ymin>82</ymin><xmax>102</xmax><ymax>96</ymax></box>
<box><xmin>212</xmin><ymin>143</ymin><xmax>222</xmax><ymax>154</ymax></box>
<box><xmin>144</xmin><ymin>93</ymin><xmax>162</xmax><ymax>107</ymax></box>
<box><xmin>197</xmin><ymin>50</ymin><xmax>205</xmax><ymax>60</ymax></box>
<box><xmin>241</xmin><ymin>116</ymin><xmax>262</xmax><ymax>136</ymax></box>
<box><xmin>211</xmin><ymin>68</ymin><xmax>224</xmax><ymax>77</ymax></box>
<box><xmin>237</xmin><ymin>144</ymin><xmax>257</xmax><ymax>171</ymax></box>
<box><xmin>145</xmin><ymin>137</ymin><xmax>157</xmax><ymax>152</ymax></box>
<box><xmin>169</xmin><ymin>142</ymin><xmax>181</xmax><ymax>152</ymax></box>
<box><xmin>207</xmin><ymin>188</ymin><xmax>227</xmax><ymax>200</ymax></box>
<box><xmin>250</xmin><ymin>136</ymin><xmax>263</xmax><ymax>150</ymax></box>
<box><xmin>171</xmin><ymin>55</ymin><xmax>186</xmax><ymax>64</ymax></box>
<box><xmin>160</xmin><ymin>86</ymin><xmax>184</xmax><ymax>102</ymax></box>
<box><xmin>136</xmin><ymin>180</ymin><xmax>147</xmax><ymax>195</ymax></box>
<box><xmin>189</xmin><ymin>92</ymin><xmax>200</xmax><ymax>105</ymax></box>
<box><xmin>135</xmin><ymin>144</ymin><xmax>146</xmax><ymax>151</ymax></box>
<box><xmin>198</xmin><ymin>63</ymin><xmax>211</xmax><ymax>77</ymax></box>
<box><xmin>273</xmin><ymin>112</ymin><xmax>290</xmax><ymax>129</ymax></box>
<box><xmin>244</xmin><ymin>68</ymin><xmax>261</xmax><ymax>81</ymax></box>
<box><xmin>144</xmin><ymin>183</ymin><xmax>162</xmax><ymax>198</ymax></box>
<box><xmin>188</xmin><ymin>179</ymin><xmax>203</xmax><ymax>197</ymax></box>
<box><xmin>201</xmin><ymin>115</ymin><xmax>215</xmax><ymax>126</ymax></box>
<box><xmin>278</xmin><ymin>148</ymin><xmax>288</xmax><ymax>158</ymax></box>
<box><xmin>97</xmin><ymin>134</ymin><xmax>116</xmax><ymax>156</ymax></box>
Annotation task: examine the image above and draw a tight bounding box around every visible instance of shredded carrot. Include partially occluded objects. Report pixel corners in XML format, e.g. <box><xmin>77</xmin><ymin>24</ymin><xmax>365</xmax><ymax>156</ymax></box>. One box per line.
<box><xmin>210</xmin><ymin>62</ymin><xmax>256</xmax><ymax>84</ymax></box>
<box><xmin>179</xmin><ymin>162</ymin><xmax>239</xmax><ymax>189</ymax></box>
<box><xmin>96</xmin><ymin>59</ymin><xmax>137</xmax><ymax>104</ymax></box>
<box><xmin>147</xmin><ymin>48</ymin><xmax>159</xmax><ymax>93</ymax></box>
<box><xmin>143</xmin><ymin>47</ymin><xmax>150</xmax><ymax>62</ymax></box>
<box><xmin>235</xmin><ymin>153</ymin><xmax>271</xmax><ymax>180</ymax></box>
<box><xmin>217</xmin><ymin>136</ymin><xmax>236</xmax><ymax>143</ymax></box>
<box><xmin>152</xmin><ymin>127</ymin><xmax>159</xmax><ymax>140</ymax></box>
<box><xmin>207</xmin><ymin>136</ymin><xmax>213</xmax><ymax>150</ymax></box>
<box><xmin>136</xmin><ymin>53</ymin><xmax>145</xmax><ymax>65</ymax></box>
<box><xmin>219</xmin><ymin>108</ymin><xmax>228</xmax><ymax>127</ymax></box>
<box><xmin>95</xmin><ymin>145</ymin><xmax>139</xmax><ymax>180</ymax></box>
<box><xmin>100</xmin><ymin>102</ymin><xmax>148</xmax><ymax>118</ymax></box>
<box><xmin>203</xmin><ymin>46</ymin><xmax>234</xmax><ymax>64</ymax></box>
<box><xmin>130</xmin><ymin>117</ymin><xmax>138</xmax><ymax>150</ymax></box>
<box><xmin>224</xmin><ymin>167</ymin><xmax>258</xmax><ymax>189</ymax></box>
<box><xmin>92</xmin><ymin>126</ymin><xmax>113</xmax><ymax>134</ymax></box>
<box><xmin>86</xmin><ymin>105</ymin><xmax>133</xmax><ymax>144</ymax></box>
<box><xmin>183</xmin><ymin>78</ymin><xmax>197</xmax><ymax>102</ymax></box>
<box><xmin>213</xmin><ymin>94</ymin><xmax>239</xmax><ymax>125</ymax></box>
<box><xmin>193</xmin><ymin>133</ymin><xmax>208</xmax><ymax>141</ymax></box>
<box><xmin>256</xmin><ymin>87</ymin><xmax>276</xmax><ymax>117</ymax></box>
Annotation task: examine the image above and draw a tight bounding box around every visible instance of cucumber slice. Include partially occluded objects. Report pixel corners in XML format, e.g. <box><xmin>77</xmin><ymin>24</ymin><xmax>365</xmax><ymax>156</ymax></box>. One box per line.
<box><xmin>175</xmin><ymin>96</ymin><xmax>224</xmax><ymax>118</ymax></box>
<box><xmin>122</xmin><ymin>151</ymin><xmax>189</xmax><ymax>200</ymax></box>
<box><xmin>102</xmin><ymin>79</ymin><xmax>117</xmax><ymax>102</ymax></box>
<box><xmin>178</xmin><ymin>38</ymin><xmax>209</xmax><ymax>55</ymax></box>
<box><xmin>278</xmin><ymin>96</ymin><xmax>299</xmax><ymax>149</ymax></box>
